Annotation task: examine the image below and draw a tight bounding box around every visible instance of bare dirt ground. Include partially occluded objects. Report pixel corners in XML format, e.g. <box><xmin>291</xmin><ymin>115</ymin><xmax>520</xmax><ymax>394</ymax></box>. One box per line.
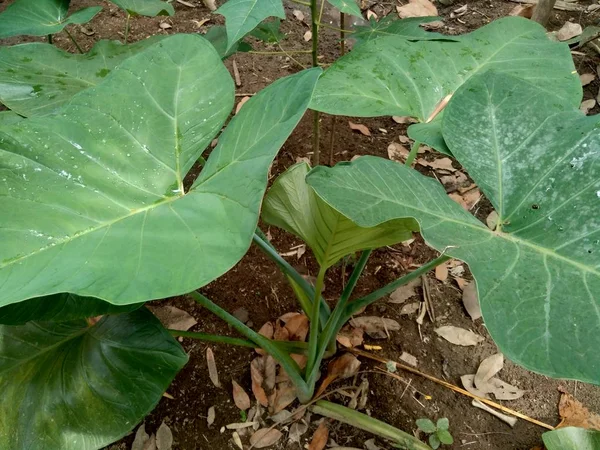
<box><xmin>2</xmin><ymin>0</ymin><xmax>600</xmax><ymax>448</ymax></box>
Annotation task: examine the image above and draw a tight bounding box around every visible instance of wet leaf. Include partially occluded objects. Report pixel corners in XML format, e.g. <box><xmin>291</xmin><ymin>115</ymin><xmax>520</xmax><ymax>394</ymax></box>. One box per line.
<box><xmin>350</xmin><ymin>316</ymin><xmax>401</xmax><ymax>339</ymax></box>
<box><xmin>156</xmin><ymin>422</ymin><xmax>173</xmax><ymax>450</ymax></box>
<box><xmin>434</xmin><ymin>326</ymin><xmax>484</xmax><ymax>346</ymax></box>
<box><xmin>558</xmin><ymin>388</ymin><xmax>600</xmax><ymax>429</ymax></box>
<box><xmin>232</xmin><ymin>380</ymin><xmax>251</xmax><ymax>411</ymax></box>
<box><xmin>308</xmin><ymin>422</ymin><xmax>329</xmax><ymax>450</ymax></box>
<box><xmin>206</xmin><ymin>347</ymin><xmax>220</xmax><ymax>388</ymax></box>
<box><xmin>396</xmin><ymin>0</ymin><xmax>437</xmax><ymax>18</ymax></box>
<box><xmin>462</xmin><ymin>282</ymin><xmax>481</xmax><ymax>321</ymax></box>
<box><xmin>250</xmin><ymin>428</ymin><xmax>283</xmax><ymax>448</ymax></box>
<box><xmin>349</xmin><ymin>121</ymin><xmax>371</xmax><ymax>136</ymax></box>
<box><xmin>148</xmin><ymin>306</ymin><xmax>197</xmax><ymax>331</ymax></box>
<box><xmin>389</xmin><ymin>278</ymin><xmax>421</xmax><ymax>304</ymax></box>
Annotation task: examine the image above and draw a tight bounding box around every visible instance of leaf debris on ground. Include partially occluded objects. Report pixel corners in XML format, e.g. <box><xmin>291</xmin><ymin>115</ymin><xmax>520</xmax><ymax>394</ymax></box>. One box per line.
<box><xmin>206</xmin><ymin>347</ymin><xmax>220</xmax><ymax>388</ymax></box>
<box><xmin>435</xmin><ymin>326</ymin><xmax>484</xmax><ymax>346</ymax></box>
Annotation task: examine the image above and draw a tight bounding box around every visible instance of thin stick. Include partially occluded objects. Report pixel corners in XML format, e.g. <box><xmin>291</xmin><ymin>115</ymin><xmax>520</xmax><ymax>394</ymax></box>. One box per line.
<box><xmin>349</xmin><ymin>348</ymin><xmax>555</xmax><ymax>431</ymax></box>
<box><xmin>310</xmin><ymin>0</ymin><xmax>322</xmax><ymax>166</ymax></box>
<box><xmin>277</xmin><ymin>43</ymin><xmax>307</xmax><ymax>69</ymax></box>
<box><xmin>124</xmin><ymin>13</ymin><xmax>131</xmax><ymax>44</ymax></box>
<box><xmin>64</xmin><ymin>28</ymin><xmax>83</xmax><ymax>53</ymax></box>
<box><xmin>249</xmin><ymin>49</ymin><xmax>313</xmax><ymax>55</ymax></box>
<box><xmin>232</xmin><ymin>60</ymin><xmax>242</xmax><ymax>87</ymax></box>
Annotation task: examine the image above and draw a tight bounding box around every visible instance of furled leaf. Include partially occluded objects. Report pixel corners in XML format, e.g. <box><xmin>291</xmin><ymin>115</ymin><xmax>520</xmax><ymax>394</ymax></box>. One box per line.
<box><xmin>249</xmin><ymin>19</ymin><xmax>285</xmax><ymax>43</ymax></box>
<box><xmin>311</xmin><ymin>17</ymin><xmax>581</xmax><ymax>152</ymax></box>
<box><xmin>326</xmin><ymin>0</ymin><xmax>362</xmax><ymax>18</ymax></box>
<box><xmin>262</xmin><ymin>162</ymin><xmax>417</xmax><ymax>269</ymax></box>
<box><xmin>216</xmin><ymin>0</ymin><xmax>285</xmax><ymax>53</ymax></box>
<box><xmin>0</xmin><ymin>0</ymin><xmax>101</xmax><ymax>38</ymax></box>
<box><xmin>306</xmin><ymin>71</ymin><xmax>600</xmax><ymax>384</ymax></box>
<box><xmin>0</xmin><ymin>35</ymin><xmax>321</xmax><ymax>308</ymax></box>
<box><xmin>351</xmin><ymin>16</ymin><xmax>453</xmax><ymax>46</ymax></box>
<box><xmin>0</xmin><ymin>307</ymin><xmax>188</xmax><ymax>450</ymax></box>
<box><xmin>543</xmin><ymin>427</ymin><xmax>600</xmax><ymax>450</ymax></box>
<box><xmin>0</xmin><ymin>293</ymin><xmax>142</xmax><ymax>325</ymax></box>
<box><xmin>0</xmin><ymin>36</ymin><xmax>164</xmax><ymax>117</ymax></box>
<box><xmin>109</xmin><ymin>0</ymin><xmax>174</xmax><ymax>16</ymax></box>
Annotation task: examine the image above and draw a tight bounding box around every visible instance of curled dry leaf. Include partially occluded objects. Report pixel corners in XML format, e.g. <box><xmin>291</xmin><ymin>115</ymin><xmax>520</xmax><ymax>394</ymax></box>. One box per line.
<box><xmin>389</xmin><ymin>278</ymin><xmax>421</xmax><ymax>304</ymax></box>
<box><xmin>206</xmin><ymin>347</ymin><xmax>220</xmax><ymax>388</ymax></box>
<box><xmin>435</xmin><ymin>262</ymin><xmax>449</xmax><ymax>281</ymax></box>
<box><xmin>348</xmin><ymin>121</ymin><xmax>371</xmax><ymax>136</ymax></box>
<box><xmin>397</xmin><ymin>0</ymin><xmax>437</xmax><ymax>18</ymax></box>
<box><xmin>304</xmin><ymin>30</ymin><xmax>313</xmax><ymax>42</ymax></box>
<box><xmin>387</xmin><ymin>142</ymin><xmax>410</xmax><ymax>163</ymax></box>
<box><xmin>557</xmin><ymin>22</ymin><xmax>582</xmax><ymax>41</ymax></box>
<box><xmin>580</xmin><ymin>73</ymin><xmax>596</xmax><ymax>86</ymax></box>
<box><xmin>462</xmin><ymin>282</ymin><xmax>481</xmax><ymax>321</ymax></box>
<box><xmin>581</xmin><ymin>99</ymin><xmax>596</xmax><ymax>115</ymax></box>
<box><xmin>435</xmin><ymin>326</ymin><xmax>484</xmax><ymax>346</ymax></box>
<box><xmin>349</xmin><ymin>316</ymin><xmax>400</xmax><ymax>339</ymax></box>
<box><xmin>336</xmin><ymin>326</ymin><xmax>364</xmax><ymax>348</ymax></box>
<box><xmin>289</xmin><ymin>421</ymin><xmax>308</xmax><ymax>443</ymax></box>
<box><xmin>147</xmin><ymin>305</ymin><xmax>197</xmax><ymax>331</ymax></box>
<box><xmin>203</xmin><ymin>0</ymin><xmax>217</xmax><ymax>10</ymax></box>
<box><xmin>308</xmin><ymin>422</ymin><xmax>329</xmax><ymax>450</ymax></box>
<box><xmin>508</xmin><ymin>4</ymin><xmax>534</xmax><ymax>17</ymax></box>
<box><xmin>207</xmin><ymin>406</ymin><xmax>216</xmax><ymax>426</ymax></box>
<box><xmin>284</xmin><ymin>313</ymin><xmax>309</xmax><ymax>341</ymax></box>
<box><xmin>474</xmin><ymin>353</ymin><xmax>504</xmax><ymax>389</ymax></box>
<box><xmin>417</xmin><ymin>157</ymin><xmax>456</xmax><ymax>173</ymax></box>
<box><xmin>235</xmin><ymin>96</ymin><xmax>251</xmax><ymax>114</ymax></box>
<box><xmin>392</xmin><ymin>115</ymin><xmax>418</xmax><ymax>124</ymax></box>
<box><xmin>232</xmin><ymin>380</ymin><xmax>251</xmax><ymax>411</ymax></box>
<box><xmin>399</xmin><ymin>302</ymin><xmax>420</xmax><ymax>315</ymax></box>
<box><xmin>250</xmin><ymin>428</ymin><xmax>283</xmax><ymax>448</ymax></box>
<box><xmin>557</xmin><ymin>387</ymin><xmax>600</xmax><ymax>429</ymax></box>
<box><xmin>156</xmin><ymin>422</ymin><xmax>173</xmax><ymax>450</ymax></box>
<box><xmin>159</xmin><ymin>22</ymin><xmax>172</xmax><ymax>30</ymax></box>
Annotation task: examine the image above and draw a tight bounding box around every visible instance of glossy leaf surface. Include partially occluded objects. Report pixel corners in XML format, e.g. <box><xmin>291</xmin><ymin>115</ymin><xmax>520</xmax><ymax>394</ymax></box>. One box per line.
<box><xmin>262</xmin><ymin>162</ymin><xmax>417</xmax><ymax>268</ymax></box>
<box><xmin>109</xmin><ymin>0</ymin><xmax>174</xmax><ymax>16</ymax></box>
<box><xmin>0</xmin><ymin>307</ymin><xmax>187</xmax><ymax>450</ymax></box>
<box><xmin>307</xmin><ymin>72</ymin><xmax>600</xmax><ymax>384</ymax></box>
<box><xmin>0</xmin><ymin>0</ymin><xmax>101</xmax><ymax>38</ymax></box>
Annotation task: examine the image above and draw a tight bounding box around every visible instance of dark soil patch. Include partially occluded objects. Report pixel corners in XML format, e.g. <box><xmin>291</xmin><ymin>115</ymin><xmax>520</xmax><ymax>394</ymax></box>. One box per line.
<box><xmin>2</xmin><ymin>0</ymin><xmax>600</xmax><ymax>448</ymax></box>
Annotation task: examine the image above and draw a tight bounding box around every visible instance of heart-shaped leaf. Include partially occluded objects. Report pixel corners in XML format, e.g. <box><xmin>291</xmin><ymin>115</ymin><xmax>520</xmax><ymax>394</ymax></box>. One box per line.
<box><xmin>543</xmin><ymin>427</ymin><xmax>600</xmax><ymax>450</ymax></box>
<box><xmin>351</xmin><ymin>16</ymin><xmax>455</xmax><ymax>46</ymax></box>
<box><xmin>0</xmin><ymin>36</ymin><xmax>164</xmax><ymax>117</ymax></box>
<box><xmin>0</xmin><ymin>307</ymin><xmax>187</xmax><ymax>450</ymax></box>
<box><xmin>307</xmin><ymin>72</ymin><xmax>600</xmax><ymax>384</ymax></box>
<box><xmin>0</xmin><ymin>293</ymin><xmax>143</xmax><ymax>325</ymax></box>
<box><xmin>0</xmin><ymin>34</ymin><xmax>321</xmax><ymax>308</ymax></box>
<box><xmin>262</xmin><ymin>162</ymin><xmax>417</xmax><ymax>269</ymax></box>
<box><xmin>109</xmin><ymin>0</ymin><xmax>174</xmax><ymax>16</ymax></box>
<box><xmin>310</xmin><ymin>17</ymin><xmax>580</xmax><ymax>153</ymax></box>
<box><xmin>0</xmin><ymin>0</ymin><xmax>101</xmax><ymax>38</ymax></box>
<box><xmin>216</xmin><ymin>0</ymin><xmax>285</xmax><ymax>53</ymax></box>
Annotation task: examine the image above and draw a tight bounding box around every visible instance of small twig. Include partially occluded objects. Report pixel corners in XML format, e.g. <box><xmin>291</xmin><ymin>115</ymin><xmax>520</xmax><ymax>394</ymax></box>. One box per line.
<box><xmin>249</xmin><ymin>49</ymin><xmax>313</xmax><ymax>55</ymax></box>
<box><xmin>472</xmin><ymin>399</ymin><xmax>517</xmax><ymax>427</ymax></box>
<box><xmin>350</xmin><ymin>349</ymin><xmax>555</xmax><ymax>430</ymax></box>
<box><xmin>421</xmin><ymin>274</ymin><xmax>435</xmax><ymax>323</ymax></box>
<box><xmin>232</xmin><ymin>60</ymin><xmax>242</xmax><ymax>87</ymax></box>
<box><xmin>235</xmin><ymin>93</ymin><xmax>256</xmax><ymax>97</ymax></box>
<box><xmin>277</xmin><ymin>43</ymin><xmax>308</xmax><ymax>69</ymax></box>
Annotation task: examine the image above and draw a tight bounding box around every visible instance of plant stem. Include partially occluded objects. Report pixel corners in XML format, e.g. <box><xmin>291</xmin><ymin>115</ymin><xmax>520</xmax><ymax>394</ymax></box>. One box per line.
<box><xmin>47</xmin><ymin>34</ymin><xmax>53</xmax><ymax>44</ymax></box>
<box><xmin>188</xmin><ymin>291</ymin><xmax>311</xmax><ymax>399</ymax></box>
<box><xmin>312</xmin><ymin>400</ymin><xmax>432</xmax><ymax>450</ymax></box>
<box><xmin>318</xmin><ymin>22</ymin><xmax>354</xmax><ymax>34</ymax></box>
<box><xmin>64</xmin><ymin>28</ymin><xmax>83</xmax><ymax>53</ymax></box>
<box><xmin>343</xmin><ymin>254</ymin><xmax>451</xmax><ymax>320</ymax></box>
<box><xmin>124</xmin><ymin>13</ymin><xmax>131</xmax><ymax>44</ymax></box>
<box><xmin>249</xmin><ymin>49</ymin><xmax>312</xmax><ymax>55</ymax></box>
<box><xmin>305</xmin><ymin>266</ymin><xmax>327</xmax><ymax>379</ymax></box>
<box><xmin>405</xmin><ymin>140</ymin><xmax>421</xmax><ymax>166</ymax></box>
<box><xmin>310</xmin><ymin>0</ymin><xmax>321</xmax><ymax>166</ymax></box>
<box><xmin>307</xmin><ymin>250</ymin><xmax>371</xmax><ymax>389</ymax></box>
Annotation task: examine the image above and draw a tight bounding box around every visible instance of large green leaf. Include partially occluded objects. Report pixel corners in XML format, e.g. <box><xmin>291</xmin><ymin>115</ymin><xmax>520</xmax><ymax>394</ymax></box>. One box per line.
<box><xmin>326</xmin><ymin>0</ymin><xmax>362</xmax><ymax>18</ymax></box>
<box><xmin>216</xmin><ymin>0</ymin><xmax>285</xmax><ymax>53</ymax></box>
<box><xmin>310</xmin><ymin>17</ymin><xmax>581</xmax><ymax>152</ymax></box>
<box><xmin>109</xmin><ymin>0</ymin><xmax>174</xmax><ymax>16</ymax></box>
<box><xmin>307</xmin><ymin>72</ymin><xmax>600</xmax><ymax>384</ymax></box>
<box><xmin>262</xmin><ymin>162</ymin><xmax>417</xmax><ymax>268</ymax></box>
<box><xmin>0</xmin><ymin>294</ymin><xmax>143</xmax><ymax>325</ymax></box>
<box><xmin>0</xmin><ymin>307</ymin><xmax>187</xmax><ymax>450</ymax></box>
<box><xmin>543</xmin><ymin>427</ymin><xmax>600</xmax><ymax>450</ymax></box>
<box><xmin>0</xmin><ymin>111</ymin><xmax>24</xmax><ymax>126</ymax></box>
<box><xmin>0</xmin><ymin>36</ymin><xmax>164</xmax><ymax>117</ymax></box>
<box><xmin>0</xmin><ymin>0</ymin><xmax>101</xmax><ymax>39</ymax></box>
<box><xmin>351</xmin><ymin>16</ymin><xmax>455</xmax><ymax>46</ymax></box>
<box><xmin>0</xmin><ymin>34</ymin><xmax>321</xmax><ymax>309</ymax></box>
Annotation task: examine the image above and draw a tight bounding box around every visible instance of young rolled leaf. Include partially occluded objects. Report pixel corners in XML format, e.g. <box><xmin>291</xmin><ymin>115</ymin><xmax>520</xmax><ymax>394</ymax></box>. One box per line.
<box><xmin>351</xmin><ymin>16</ymin><xmax>455</xmax><ymax>46</ymax></box>
<box><xmin>0</xmin><ymin>36</ymin><xmax>164</xmax><ymax>117</ymax></box>
<box><xmin>0</xmin><ymin>0</ymin><xmax>101</xmax><ymax>39</ymax></box>
<box><xmin>262</xmin><ymin>162</ymin><xmax>417</xmax><ymax>269</ymax></box>
<box><xmin>310</xmin><ymin>17</ymin><xmax>581</xmax><ymax>152</ymax></box>
<box><xmin>0</xmin><ymin>307</ymin><xmax>188</xmax><ymax>450</ymax></box>
<box><xmin>109</xmin><ymin>0</ymin><xmax>174</xmax><ymax>16</ymax></box>
<box><xmin>543</xmin><ymin>427</ymin><xmax>600</xmax><ymax>450</ymax></box>
<box><xmin>307</xmin><ymin>72</ymin><xmax>600</xmax><ymax>384</ymax></box>
<box><xmin>0</xmin><ymin>34</ymin><xmax>321</xmax><ymax>309</ymax></box>
<box><xmin>326</xmin><ymin>0</ymin><xmax>362</xmax><ymax>18</ymax></box>
<box><xmin>0</xmin><ymin>294</ymin><xmax>143</xmax><ymax>325</ymax></box>
<box><xmin>216</xmin><ymin>0</ymin><xmax>285</xmax><ymax>53</ymax></box>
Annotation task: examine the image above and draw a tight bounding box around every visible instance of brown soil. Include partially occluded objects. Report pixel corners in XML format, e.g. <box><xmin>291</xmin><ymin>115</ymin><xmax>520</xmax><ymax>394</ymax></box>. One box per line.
<box><xmin>2</xmin><ymin>0</ymin><xmax>600</xmax><ymax>449</ymax></box>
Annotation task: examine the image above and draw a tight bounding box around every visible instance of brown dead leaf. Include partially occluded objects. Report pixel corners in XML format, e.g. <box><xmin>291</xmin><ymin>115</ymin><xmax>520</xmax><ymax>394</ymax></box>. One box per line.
<box><xmin>148</xmin><ymin>305</ymin><xmax>197</xmax><ymax>331</ymax></box>
<box><xmin>399</xmin><ymin>302</ymin><xmax>421</xmax><ymax>315</ymax></box>
<box><xmin>558</xmin><ymin>388</ymin><xmax>600</xmax><ymax>429</ymax></box>
<box><xmin>336</xmin><ymin>326</ymin><xmax>364</xmax><ymax>348</ymax></box>
<box><xmin>232</xmin><ymin>380</ymin><xmax>251</xmax><ymax>411</ymax></box>
<box><xmin>435</xmin><ymin>326</ymin><xmax>484</xmax><ymax>346</ymax></box>
<box><xmin>273</xmin><ymin>321</ymin><xmax>290</xmax><ymax>341</ymax></box>
<box><xmin>132</xmin><ymin>424</ymin><xmax>150</xmax><ymax>450</ymax></box>
<box><xmin>251</xmin><ymin>358</ymin><xmax>269</xmax><ymax>407</ymax></box>
<box><xmin>461</xmin><ymin>374</ymin><xmax>491</xmax><ymax>399</ymax></box>
<box><xmin>474</xmin><ymin>354</ymin><xmax>503</xmax><ymax>390</ymax></box>
<box><xmin>250</xmin><ymin>428</ymin><xmax>283</xmax><ymax>448</ymax></box>
<box><xmin>417</xmin><ymin>157</ymin><xmax>456</xmax><ymax>173</ymax></box>
<box><xmin>202</xmin><ymin>0</ymin><xmax>217</xmax><ymax>10</ymax></box>
<box><xmin>462</xmin><ymin>282</ymin><xmax>481</xmax><ymax>321</ymax></box>
<box><xmin>392</xmin><ymin>115</ymin><xmax>418</xmax><ymax>124</ymax></box>
<box><xmin>156</xmin><ymin>422</ymin><xmax>173</xmax><ymax>450</ymax></box>
<box><xmin>399</xmin><ymin>352</ymin><xmax>418</xmax><ymax>367</ymax></box>
<box><xmin>304</xmin><ymin>30</ymin><xmax>312</xmax><ymax>41</ymax></box>
<box><xmin>435</xmin><ymin>262</ymin><xmax>449</xmax><ymax>281</ymax></box>
<box><xmin>508</xmin><ymin>4</ymin><xmax>534</xmax><ymax>17</ymax></box>
<box><xmin>580</xmin><ymin>73</ymin><xmax>596</xmax><ymax>86</ymax></box>
<box><xmin>284</xmin><ymin>314</ymin><xmax>309</xmax><ymax>341</ymax></box>
<box><xmin>272</xmin><ymin>384</ymin><xmax>297</xmax><ymax>413</ymax></box>
<box><xmin>420</xmin><ymin>20</ymin><xmax>444</xmax><ymax>30</ymax></box>
<box><xmin>389</xmin><ymin>278</ymin><xmax>421</xmax><ymax>304</ymax></box>
<box><xmin>557</xmin><ymin>22</ymin><xmax>582</xmax><ymax>41</ymax></box>
<box><xmin>308</xmin><ymin>422</ymin><xmax>329</xmax><ymax>450</ymax></box>
<box><xmin>291</xmin><ymin>353</ymin><xmax>308</xmax><ymax>369</ymax></box>
<box><xmin>258</xmin><ymin>322</ymin><xmax>274</xmax><ymax>339</ymax></box>
<box><xmin>328</xmin><ymin>353</ymin><xmax>361</xmax><ymax>379</ymax></box>
<box><xmin>485</xmin><ymin>210</ymin><xmax>499</xmax><ymax>230</ymax></box>
<box><xmin>387</xmin><ymin>142</ymin><xmax>409</xmax><ymax>163</ymax></box>
<box><xmin>349</xmin><ymin>316</ymin><xmax>401</xmax><ymax>339</ymax></box>
<box><xmin>455</xmin><ymin>277</ymin><xmax>468</xmax><ymax>290</ymax></box>
<box><xmin>159</xmin><ymin>22</ymin><xmax>172</xmax><ymax>30</ymax></box>
<box><xmin>176</xmin><ymin>0</ymin><xmax>196</xmax><ymax>6</ymax></box>
<box><xmin>397</xmin><ymin>0</ymin><xmax>437</xmax><ymax>18</ymax></box>
<box><xmin>483</xmin><ymin>378</ymin><xmax>525</xmax><ymax>401</ymax></box>
<box><xmin>366</xmin><ymin>9</ymin><xmax>378</xmax><ymax>20</ymax></box>
<box><xmin>207</xmin><ymin>406</ymin><xmax>215</xmax><ymax>426</ymax></box>
<box><xmin>264</xmin><ymin>355</ymin><xmax>276</xmax><ymax>390</ymax></box>
<box><xmin>581</xmin><ymin>99</ymin><xmax>596</xmax><ymax>115</ymax></box>
<box><xmin>293</xmin><ymin>9</ymin><xmax>305</xmax><ymax>21</ymax></box>
<box><xmin>235</xmin><ymin>96</ymin><xmax>250</xmax><ymax>114</ymax></box>
<box><xmin>206</xmin><ymin>347</ymin><xmax>220</xmax><ymax>388</ymax></box>
<box><xmin>349</xmin><ymin>121</ymin><xmax>371</xmax><ymax>136</ymax></box>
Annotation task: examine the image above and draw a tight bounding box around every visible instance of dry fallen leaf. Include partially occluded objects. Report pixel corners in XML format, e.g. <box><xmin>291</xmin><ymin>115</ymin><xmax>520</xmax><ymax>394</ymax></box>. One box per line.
<box><xmin>349</xmin><ymin>121</ymin><xmax>371</xmax><ymax>136</ymax></box>
<box><xmin>132</xmin><ymin>424</ymin><xmax>150</xmax><ymax>450</ymax></box>
<box><xmin>232</xmin><ymin>432</ymin><xmax>243</xmax><ymax>450</ymax></box>
<box><xmin>350</xmin><ymin>316</ymin><xmax>401</xmax><ymax>339</ymax></box>
<box><xmin>420</xmin><ymin>20</ymin><xmax>444</xmax><ymax>30</ymax></box>
<box><xmin>176</xmin><ymin>0</ymin><xmax>196</xmax><ymax>6</ymax></box>
<box><xmin>485</xmin><ymin>210</ymin><xmax>499</xmax><ymax>230</ymax></box>
<box><xmin>250</xmin><ymin>428</ymin><xmax>283</xmax><ymax>448</ymax></box>
<box><xmin>272</xmin><ymin>384</ymin><xmax>297</xmax><ymax>413</ymax></box>
<box><xmin>284</xmin><ymin>313</ymin><xmax>309</xmax><ymax>341</ymax></box>
<box><xmin>206</xmin><ymin>347</ymin><xmax>220</xmax><ymax>388</ymax></box>
<box><xmin>156</xmin><ymin>422</ymin><xmax>173</xmax><ymax>450</ymax></box>
<box><xmin>308</xmin><ymin>422</ymin><xmax>329</xmax><ymax>450</ymax></box>
<box><xmin>148</xmin><ymin>305</ymin><xmax>197</xmax><ymax>331</ymax></box>
<box><xmin>304</xmin><ymin>30</ymin><xmax>312</xmax><ymax>41</ymax></box>
<box><xmin>392</xmin><ymin>115</ymin><xmax>418</xmax><ymax>124</ymax></box>
<box><xmin>232</xmin><ymin>380</ymin><xmax>251</xmax><ymax>411</ymax></box>
<box><xmin>462</xmin><ymin>282</ymin><xmax>481</xmax><ymax>321</ymax></box>
<box><xmin>336</xmin><ymin>326</ymin><xmax>364</xmax><ymax>348</ymax></box>
<box><xmin>461</xmin><ymin>374</ymin><xmax>491</xmax><ymax>399</ymax></box>
<box><xmin>251</xmin><ymin>359</ymin><xmax>269</xmax><ymax>407</ymax></box>
<box><xmin>580</xmin><ymin>73</ymin><xmax>596</xmax><ymax>86</ymax></box>
<box><xmin>508</xmin><ymin>4</ymin><xmax>534</xmax><ymax>17</ymax></box>
<box><xmin>399</xmin><ymin>302</ymin><xmax>421</xmax><ymax>315</ymax></box>
<box><xmin>399</xmin><ymin>352</ymin><xmax>418</xmax><ymax>367</ymax></box>
<box><xmin>435</xmin><ymin>262</ymin><xmax>449</xmax><ymax>281</ymax></box>
<box><xmin>366</xmin><ymin>9</ymin><xmax>378</xmax><ymax>20</ymax></box>
<box><xmin>417</xmin><ymin>157</ymin><xmax>456</xmax><ymax>173</ymax></box>
<box><xmin>557</xmin><ymin>387</ymin><xmax>600</xmax><ymax>429</ymax></box>
<box><xmin>159</xmin><ymin>22</ymin><xmax>172</xmax><ymax>30</ymax></box>
<box><xmin>451</xmin><ymin>4</ymin><xmax>468</xmax><ymax>17</ymax></box>
<box><xmin>389</xmin><ymin>278</ymin><xmax>421</xmax><ymax>303</ymax></box>
<box><xmin>435</xmin><ymin>326</ymin><xmax>484</xmax><ymax>346</ymax></box>
<box><xmin>264</xmin><ymin>355</ymin><xmax>276</xmax><ymax>391</ymax></box>
<box><xmin>474</xmin><ymin>354</ymin><xmax>504</xmax><ymax>390</ymax></box>
<box><xmin>235</xmin><ymin>96</ymin><xmax>250</xmax><ymax>114</ymax></box>
<box><xmin>289</xmin><ymin>421</ymin><xmax>309</xmax><ymax>443</ymax></box>
<box><xmin>387</xmin><ymin>142</ymin><xmax>410</xmax><ymax>163</ymax></box>
<box><xmin>293</xmin><ymin>9</ymin><xmax>305</xmax><ymax>21</ymax></box>
<box><xmin>328</xmin><ymin>353</ymin><xmax>361</xmax><ymax>379</ymax></box>
<box><xmin>557</xmin><ymin>22</ymin><xmax>582</xmax><ymax>41</ymax></box>
<box><xmin>207</xmin><ymin>406</ymin><xmax>215</xmax><ymax>426</ymax></box>
<box><xmin>397</xmin><ymin>0</ymin><xmax>437</xmax><ymax>18</ymax></box>
<box><xmin>483</xmin><ymin>377</ymin><xmax>525</xmax><ymax>401</ymax></box>
<box><xmin>581</xmin><ymin>99</ymin><xmax>596</xmax><ymax>115</ymax></box>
